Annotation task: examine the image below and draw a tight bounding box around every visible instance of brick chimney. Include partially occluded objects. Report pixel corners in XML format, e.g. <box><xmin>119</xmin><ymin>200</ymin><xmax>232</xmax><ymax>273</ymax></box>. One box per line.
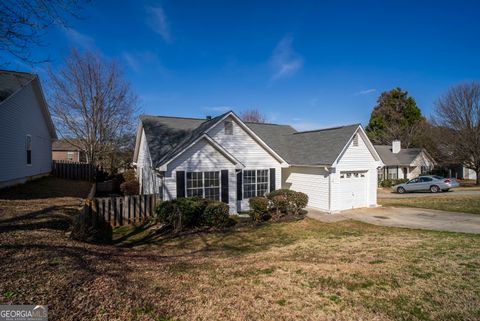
<box><xmin>392</xmin><ymin>140</ymin><xmax>401</xmax><ymax>154</ymax></box>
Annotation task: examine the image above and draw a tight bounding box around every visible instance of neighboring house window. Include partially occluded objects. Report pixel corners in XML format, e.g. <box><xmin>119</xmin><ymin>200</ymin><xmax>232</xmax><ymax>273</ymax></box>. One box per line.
<box><xmin>421</xmin><ymin>166</ymin><xmax>432</xmax><ymax>175</ymax></box>
<box><xmin>67</xmin><ymin>151</ymin><xmax>74</xmax><ymax>161</ymax></box>
<box><xmin>387</xmin><ymin>167</ymin><xmax>397</xmax><ymax>179</ymax></box>
<box><xmin>224</xmin><ymin>121</ymin><xmax>233</xmax><ymax>135</ymax></box>
<box><xmin>353</xmin><ymin>134</ymin><xmax>359</xmax><ymax>147</ymax></box>
<box><xmin>186</xmin><ymin>171</ymin><xmax>220</xmax><ymax>201</ymax></box>
<box><xmin>243</xmin><ymin>169</ymin><xmax>269</xmax><ymax>198</ymax></box>
<box><xmin>25</xmin><ymin>135</ymin><xmax>32</xmax><ymax>165</ymax></box>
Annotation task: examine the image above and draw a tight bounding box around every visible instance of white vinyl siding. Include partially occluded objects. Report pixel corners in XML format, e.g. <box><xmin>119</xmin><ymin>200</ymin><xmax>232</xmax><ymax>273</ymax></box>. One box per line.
<box><xmin>331</xmin><ymin>130</ymin><xmax>379</xmax><ymax>211</ymax></box>
<box><xmin>282</xmin><ymin>166</ymin><xmax>330</xmax><ymax>211</ymax></box>
<box><xmin>0</xmin><ymin>81</ymin><xmax>52</xmax><ymax>187</ymax></box>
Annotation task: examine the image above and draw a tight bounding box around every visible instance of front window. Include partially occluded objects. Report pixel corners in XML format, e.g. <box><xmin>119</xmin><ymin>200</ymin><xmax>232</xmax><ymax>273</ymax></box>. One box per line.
<box><xmin>243</xmin><ymin>169</ymin><xmax>269</xmax><ymax>198</ymax></box>
<box><xmin>67</xmin><ymin>151</ymin><xmax>74</xmax><ymax>161</ymax></box>
<box><xmin>186</xmin><ymin>171</ymin><xmax>220</xmax><ymax>200</ymax></box>
<box><xmin>204</xmin><ymin>171</ymin><xmax>220</xmax><ymax>200</ymax></box>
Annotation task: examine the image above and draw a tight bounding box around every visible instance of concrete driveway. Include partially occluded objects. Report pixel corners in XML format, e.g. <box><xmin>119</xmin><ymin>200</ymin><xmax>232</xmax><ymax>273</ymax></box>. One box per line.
<box><xmin>308</xmin><ymin>206</ymin><xmax>480</xmax><ymax>234</ymax></box>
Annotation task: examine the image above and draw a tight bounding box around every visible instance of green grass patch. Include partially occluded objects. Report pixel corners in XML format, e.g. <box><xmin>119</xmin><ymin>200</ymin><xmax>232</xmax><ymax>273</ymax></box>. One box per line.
<box><xmin>379</xmin><ymin>195</ymin><xmax>480</xmax><ymax>214</ymax></box>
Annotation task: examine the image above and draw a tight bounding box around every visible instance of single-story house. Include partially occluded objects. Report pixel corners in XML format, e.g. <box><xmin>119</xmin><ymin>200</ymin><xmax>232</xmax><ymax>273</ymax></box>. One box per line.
<box><xmin>52</xmin><ymin>139</ymin><xmax>86</xmax><ymax>162</ymax></box>
<box><xmin>133</xmin><ymin>111</ymin><xmax>383</xmax><ymax>213</ymax></box>
<box><xmin>442</xmin><ymin>164</ymin><xmax>477</xmax><ymax>181</ymax></box>
<box><xmin>0</xmin><ymin>70</ymin><xmax>57</xmax><ymax>188</ymax></box>
<box><xmin>375</xmin><ymin>140</ymin><xmax>436</xmax><ymax>181</ymax></box>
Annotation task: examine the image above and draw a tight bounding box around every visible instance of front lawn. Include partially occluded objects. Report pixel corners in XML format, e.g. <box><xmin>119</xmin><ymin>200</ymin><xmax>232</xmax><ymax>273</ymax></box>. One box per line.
<box><xmin>379</xmin><ymin>195</ymin><xmax>480</xmax><ymax>214</ymax></box>
<box><xmin>1</xmin><ymin>179</ymin><xmax>480</xmax><ymax>321</ymax></box>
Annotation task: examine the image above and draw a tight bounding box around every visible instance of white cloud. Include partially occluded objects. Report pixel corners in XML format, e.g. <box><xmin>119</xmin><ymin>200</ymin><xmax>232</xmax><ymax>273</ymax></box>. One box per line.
<box><xmin>63</xmin><ymin>28</ymin><xmax>95</xmax><ymax>49</ymax></box>
<box><xmin>291</xmin><ymin>122</ymin><xmax>322</xmax><ymax>131</ymax></box>
<box><xmin>146</xmin><ymin>5</ymin><xmax>171</xmax><ymax>42</ymax></box>
<box><xmin>122</xmin><ymin>51</ymin><xmax>161</xmax><ymax>72</ymax></box>
<box><xmin>269</xmin><ymin>35</ymin><xmax>303</xmax><ymax>80</ymax></box>
<box><xmin>355</xmin><ymin>88</ymin><xmax>376</xmax><ymax>95</ymax></box>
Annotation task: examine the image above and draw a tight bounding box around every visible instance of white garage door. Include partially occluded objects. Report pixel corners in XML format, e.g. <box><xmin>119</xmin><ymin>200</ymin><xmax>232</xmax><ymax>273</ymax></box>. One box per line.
<box><xmin>338</xmin><ymin>171</ymin><xmax>368</xmax><ymax>210</ymax></box>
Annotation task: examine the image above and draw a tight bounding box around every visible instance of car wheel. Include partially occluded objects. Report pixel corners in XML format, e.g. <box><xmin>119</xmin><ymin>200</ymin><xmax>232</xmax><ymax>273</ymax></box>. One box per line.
<box><xmin>397</xmin><ymin>187</ymin><xmax>406</xmax><ymax>194</ymax></box>
<box><xmin>430</xmin><ymin>185</ymin><xmax>440</xmax><ymax>193</ymax></box>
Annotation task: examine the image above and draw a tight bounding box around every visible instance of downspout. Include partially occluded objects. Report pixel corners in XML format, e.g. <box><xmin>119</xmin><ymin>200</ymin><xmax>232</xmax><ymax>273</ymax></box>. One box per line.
<box><xmin>327</xmin><ymin>167</ymin><xmax>332</xmax><ymax>213</ymax></box>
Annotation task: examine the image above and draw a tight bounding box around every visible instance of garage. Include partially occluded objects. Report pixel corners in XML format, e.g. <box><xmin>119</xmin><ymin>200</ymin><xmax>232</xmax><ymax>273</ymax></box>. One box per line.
<box><xmin>338</xmin><ymin>171</ymin><xmax>368</xmax><ymax>210</ymax></box>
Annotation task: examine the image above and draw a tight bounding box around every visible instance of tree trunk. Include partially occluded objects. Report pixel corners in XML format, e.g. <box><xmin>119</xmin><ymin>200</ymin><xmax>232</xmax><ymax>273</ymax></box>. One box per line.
<box><xmin>476</xmin><ymin>170</ymin><xmax>480</xmax><ymax>186</ymax></box>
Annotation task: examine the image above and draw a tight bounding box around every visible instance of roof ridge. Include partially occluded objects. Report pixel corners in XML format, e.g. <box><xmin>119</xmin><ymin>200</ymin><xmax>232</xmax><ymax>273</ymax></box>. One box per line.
<box><xmin>141</xmin><ymin>114</ymin><xmax>207</xmax><ymax>121</ymax></box>
<box><xmin>293</xmin><ymin>123</ymin><xmax>360</xmax><ymax>135</ymax></box>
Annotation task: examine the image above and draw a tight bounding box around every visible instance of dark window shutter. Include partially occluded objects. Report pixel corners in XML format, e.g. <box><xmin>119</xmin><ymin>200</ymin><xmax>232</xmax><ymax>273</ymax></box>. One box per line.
<box><xmin>269</xmin><ymin>168</ymin><xmax>276</xmax><ymax>192</ymax></box>
<box><xmin>221</xmin><ymin>170</ymin><xmax>229</xmax><ymax>203</ymax></box>
<box><xmin>176</xmin><ymin>171</ymin><xmax>185</xmax><ymax>198</ymax></box>
<box><xmin>236</xmin><ymin>170</ymin><xmax>243</xmax><ymax>200</ymax></box>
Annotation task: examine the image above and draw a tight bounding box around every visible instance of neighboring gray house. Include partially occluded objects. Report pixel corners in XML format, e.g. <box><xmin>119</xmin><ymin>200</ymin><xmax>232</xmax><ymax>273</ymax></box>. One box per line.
<box><xmin>0</xmin><ymin>70</ymin><xmax>57</xmax><ymax>188</ymax></box>
<box><xmin>375</xmin><ymin>140</ymin><xmax>436</xmax><ymax>181</ymax></box>
<box><xmin>133</xmin><ymin>111</ymin><xmax>383</xmax><ymax>213</ymax></box>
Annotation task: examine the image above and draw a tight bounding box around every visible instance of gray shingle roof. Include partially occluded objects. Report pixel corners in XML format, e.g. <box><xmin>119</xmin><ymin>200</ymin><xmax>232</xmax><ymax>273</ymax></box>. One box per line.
<box><xmin>140</xmin><ymin>113</ymin><xmax>361</xmax><ymax>167</ymax></box>
<box><xmin>374</xmin><ymin>145</ymin><xmax>424</xmax><ymax>166</ymax></box>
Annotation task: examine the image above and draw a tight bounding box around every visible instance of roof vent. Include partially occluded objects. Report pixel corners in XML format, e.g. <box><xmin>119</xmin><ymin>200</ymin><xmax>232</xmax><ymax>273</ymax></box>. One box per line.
<box><xmin>206</xmin><ymin>115</ymin><xmax>212</xmax><ymax>120</ymax></box>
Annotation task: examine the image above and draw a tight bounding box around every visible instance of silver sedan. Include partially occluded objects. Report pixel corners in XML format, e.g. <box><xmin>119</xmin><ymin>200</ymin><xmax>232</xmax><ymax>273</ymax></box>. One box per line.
<box><xmin>393</xmin><ymin>175</ymin><xmax>459</xmax><ymax>194</ymax></box>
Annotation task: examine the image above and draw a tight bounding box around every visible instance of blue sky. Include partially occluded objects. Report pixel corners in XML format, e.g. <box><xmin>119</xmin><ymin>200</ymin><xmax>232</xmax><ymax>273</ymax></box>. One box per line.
<box><xmin>6</xmin><ymin>0</ymin><xmax>480</xmax><ymax>130</ymax></box>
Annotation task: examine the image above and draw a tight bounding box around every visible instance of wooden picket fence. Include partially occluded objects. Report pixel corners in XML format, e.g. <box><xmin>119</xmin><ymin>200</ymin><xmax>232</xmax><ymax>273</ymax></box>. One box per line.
<box><xmin>85</xmin><ymin>194</ymin><xmax>161</xmax><ymax>226</ymax></box>
<box><xmin>52</xmin><ymin>160</ymin><xmax>97</xmax><ymax>181</ymax></box>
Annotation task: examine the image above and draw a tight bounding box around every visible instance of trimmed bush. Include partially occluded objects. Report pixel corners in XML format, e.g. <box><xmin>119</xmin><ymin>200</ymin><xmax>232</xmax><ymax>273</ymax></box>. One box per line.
<box><xmin>267</xmin><ymin>189</ymin><xmax>293</xmax><ymax>215</ymax></box>
<box><xmin>155</xmin><ymin>197</ymin><xmax>209</xmax><ymax>231</ymax></box>
<box><xmin>291</xmin><ymin>191</ymin><xmax>308</xmax><ymax>215</ymax></box>
<box><xmin>120</xmin><ymin>180</ymin><xmax>139</xmax><ymax>195</ymax></box>
<box><xmin>249</xmin><ymin>197</ymin><xmax>269</xmax><ymax>222</ymax></box>
<box><xmin>203</xmin><ymin>201</ymin><xmax>230</xmax><ymax>227</ymax></box>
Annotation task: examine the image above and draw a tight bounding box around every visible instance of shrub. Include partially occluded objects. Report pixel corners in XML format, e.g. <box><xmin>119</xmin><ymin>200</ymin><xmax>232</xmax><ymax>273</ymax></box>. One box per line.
<box><xmin>249</xmin><ymin>197</ymin><xmax>269</xmax><ymax>222</ymax></box>
<box><xmin>155</xmin><ymin>197</ymin><xmax>208</xmax><ymax>231</ymax></box>
<box><xmin>291</xmin><ymin>191</ymin><xmax>308</xmax><ymax>215</ymax></box>
<box><xmin>120</xmin><ymin>180</ymin><xmax>139</xmax><ymax>195</ymax></box>
<box><xmin>122</xmin><ymin>169</ymin><xmax>136</xmax><ymax>182</ymax></box>
<box><xmin>267</xmin><ymin>189</ymin><xmax>292</xmax><ymax>215</ymax></box>
<box><xmin>71</xmin><ymin>209</ymin><xmax>112</xmax><ymax>244</ymax></box>
<box><xmin>380</xmin><ymin>178</ymin><xmax>409</xmax><ymax>188</ymax></box>
<box><xmin>203</xmin><ymin>201</ymin><xmax>230</xmax><ymax>227</ymax></box>
<box><xmin>380</xmin><ymin>179</ymin><xmax>393</xmax><ymax>188</ymax></box>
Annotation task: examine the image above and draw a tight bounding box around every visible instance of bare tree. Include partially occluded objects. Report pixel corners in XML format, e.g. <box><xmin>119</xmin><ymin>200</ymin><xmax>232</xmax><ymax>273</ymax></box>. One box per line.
<box><xmin>240</xmin><ymin>109</ymin><xmax>266</xmax><ymax>123</ymax></box>
<box><xmin>0</xmin><ymin>0</ymin><xmax>87</xmax><ymax>64</ymax></box>
<box><xmin>49</xmin><ymin>49</ymin><xmax>137</xmax><ymax>170</ymax></box>
<box><xmin>434</xmin><ymin>82</ymin><xmax>480</xmax><ymax>185</ymax></box>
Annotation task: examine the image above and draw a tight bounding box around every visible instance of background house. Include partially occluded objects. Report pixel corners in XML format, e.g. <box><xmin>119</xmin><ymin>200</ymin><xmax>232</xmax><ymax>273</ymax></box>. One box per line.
<box><xmin>133</xmin><ymin>111</ymin><xmax>383</xmax><ymax>213</ymax></box>
<box><xmin>0</xmin><ymin>70</ymin><xmax>57</xmax><ymax>188</ymax></box>
<box><xmin>52</xmin><ymin>139</ymin><xmax>86</xmax><ymax>162</ymax></box>
<box><xmin>375</xmin><ymin>140</ymin><xmax>436</xmax><ymax>181</ymax></box>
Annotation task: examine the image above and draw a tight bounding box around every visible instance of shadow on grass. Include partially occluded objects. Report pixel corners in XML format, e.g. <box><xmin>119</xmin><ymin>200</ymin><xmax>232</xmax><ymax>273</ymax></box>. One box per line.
<box><xmin>0</xmin><ymin>176</ymin><xmax>92</xmax><ymax>200</ymax></box>
<box><xmin>0</xmin><ymin>206</ymin><xmax>79</xmax><ymax>234</ymax></box>
<box><xmin>112</xmin><ymin>219</ymin><xmax>304</xmax><ymax>257</ymax></box>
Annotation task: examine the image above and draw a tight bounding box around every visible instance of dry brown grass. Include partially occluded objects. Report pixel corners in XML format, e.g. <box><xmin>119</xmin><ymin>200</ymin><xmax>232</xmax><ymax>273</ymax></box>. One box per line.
<box><xmin>379</xmin><ymin>195</ymin><xmax>480</xmax><ymax>214</ymax></box>
<box><xmin>1</xmin><ymin>178</ymin><xmax>479</xmax><ymax>320</ymax></box>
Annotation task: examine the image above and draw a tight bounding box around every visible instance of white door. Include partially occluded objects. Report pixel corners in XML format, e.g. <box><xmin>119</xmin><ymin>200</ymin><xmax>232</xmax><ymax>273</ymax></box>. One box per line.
<box><xmin>338</xmin><ymin>171</ymin><xmax>368</xmax><ymax>210</ymax></box>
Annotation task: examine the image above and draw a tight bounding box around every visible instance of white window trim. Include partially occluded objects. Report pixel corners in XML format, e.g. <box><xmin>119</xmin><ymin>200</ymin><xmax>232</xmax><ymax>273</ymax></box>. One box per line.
<box><xmin>185</xmin><ymin>171</ymin><xmax>221</xmax><ymax>201</ymax></box>
<box><xmin>243</xmin><ymin>169</ymin><xmax>270</xmax><ymax>199</ymax></box>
